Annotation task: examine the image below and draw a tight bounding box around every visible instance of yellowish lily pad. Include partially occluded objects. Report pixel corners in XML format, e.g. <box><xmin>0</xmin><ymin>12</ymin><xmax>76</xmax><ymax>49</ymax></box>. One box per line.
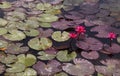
<box><xmin>3</xmin><ymin>30</ymin><xmax>26</xmax><ymax>41</ymax></box>
<box><xmin>28</xmin><ymin>37</ymin><xmax>52</xmax><ymax>50</ymax></box>
<box><xmin>51</xmin><ymin>31</ymin><xmax>70</xmax><ymax>42</ymax></box>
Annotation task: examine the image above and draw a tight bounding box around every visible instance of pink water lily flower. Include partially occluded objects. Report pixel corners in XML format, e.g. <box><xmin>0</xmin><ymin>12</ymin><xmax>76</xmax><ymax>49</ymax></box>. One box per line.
<box><xmin>108</xmin><ymin>32</ymin><xmax>116</xmax><ymax>40</ymax></box>
<box><xmin>69</xmin><ymin>32</ymin><xmax>77</xmax><ymax>38</ymax></box>
<box><xmin>75</xmin><ymin>26</ymin><xmax>86</xmax><ymax>34</ymax></box>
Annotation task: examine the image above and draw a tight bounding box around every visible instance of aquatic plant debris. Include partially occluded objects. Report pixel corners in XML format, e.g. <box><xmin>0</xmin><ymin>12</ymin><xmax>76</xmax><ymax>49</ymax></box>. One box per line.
<box><xmin>0</xmin><ymin>0</ymin><xmax>120</xmax><ymax>76</ymax></box>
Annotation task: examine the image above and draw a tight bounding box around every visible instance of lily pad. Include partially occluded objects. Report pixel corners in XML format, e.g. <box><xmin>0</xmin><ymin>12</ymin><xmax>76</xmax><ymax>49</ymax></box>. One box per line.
<box><xmin>62</xmin><ymin>58</ymin><xmax>95</xmax><ymax>76</ymax></box>
<box><xmin>0</xmin><ymin>40</ymin><xmax>8</xmax><ymax>48</ymax></box>
<box><xmin>36</xmin><ymin>3</ymin><xmax>52</xmax><ymax>10</ymax></box>
<box><xmin>0</xmin><ymin>63</ymin><xmax>5</xmax><ymax>74</ymax></box>
<box><xmin>24</xmin><ymin>29</ymin><xmax>39</xmax><ymax>37</ymax></box>
<box><xmin>95</xmin><ymin>59</ymin><xmax>120</xmax><ymax>76</ymax></box>
<box><xmin>17</xmin><ymin>54</ymin><xmax>36</xmax><ymax>67</ymax></box>
<box><xmin>37</xmin><ymin>51</ymin><xmax>56</xmax><ymax>60</ymax></box>
<box><xmin>38</xmin><ymin>14</ymin><xmax>58</xmax><ymax>22</ymax></box>
<box><xmin>81</xmin><ymin>51</ymin><xmax>99</xmax><ymax>60</ymax></box>
<box><xmin>33</xmin><ymin>60</ymin><xmax>62</xmax><ymax>75</ymax></box>
<box><xmin>76</xmin><ymin>38</ymin><xmax>103</xmax><ymax>51</ymax></box>
<box><xmin>39</xmin><ymin>22</ymin><xmax>51</xmax><ymax>27</ymax></box>
<box><xmin>56</xmin><ymin>50</ymin><xmax>77</xmax><ymax>62</ymax></box>
<box><xmin>38</xmin><ymin>28</ymin><xmax>53</xmax><ymax>38</ymax></box>
<box><xmin>54</xmin><ymin>72</ymin><xmax>68</xmax><ymax>76</ymax></box>
<box><xmin>3</xmin><ymin>29</ymin><xmax>26</xmax><ymax>41</ymax></box>
<box><xmin>0</xmin><ymin>18</ymin><xmax>8</xmax><ymax>26</ymax></box>
<box><xmin>28</xmin><ymin>37</ymin><xmax>52</xmax><ymax>50</ymax></box>
<box><xmin>0</xmin><ymin>54</ymin><xmax>17</xmax><ymax>64</ymax></box>
<box><xmin>6</xmin><ymin>43</ymin><xmax>29</xmax><ymax>54</ymax></box>
<box><xmin>51</xmin><ymin>31</ymin><xmax>70</xmax><ymax>42</ymax></box>
<box><xmin>6</xmin><ymin>62</ymin><xmax>25</xmax><ymax>73</ymax></box>
<box><xmin>25</xmin><ymin>19</ymin><xmax>40</xmax><ymax>29</ymax></box>
<box><xmin>0</xmin><ymin>1</ymin><xmax>12</xmax><ymax>8</ymax></box>
<box><xmin>22</xmin><ymin>68</ymin><xmax>37</xmax><ymax>76</ymax></box>
<box><xmin>0</xmin><ymin>28</ymin><xmax>8</xmax><ymax>35</ymax></box>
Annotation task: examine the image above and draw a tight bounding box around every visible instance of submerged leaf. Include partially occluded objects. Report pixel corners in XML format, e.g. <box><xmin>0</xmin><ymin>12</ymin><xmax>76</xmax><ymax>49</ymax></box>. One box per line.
<box><xmin>51</xmin><ymin>31</ymin><xmax>70</xmax><ymax>42</ymax></box>
<box><xmin>56</xmin><ymin>50</ymin><xmax>77</xmax><ymax>62</ymax></box>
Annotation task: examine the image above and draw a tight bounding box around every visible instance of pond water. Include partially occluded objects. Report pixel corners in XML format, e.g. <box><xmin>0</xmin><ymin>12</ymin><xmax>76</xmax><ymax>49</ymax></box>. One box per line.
<box><xmin>0</xmin><ymin>0</ymin><xmax>120</xmax><ymax>76</ymax></box>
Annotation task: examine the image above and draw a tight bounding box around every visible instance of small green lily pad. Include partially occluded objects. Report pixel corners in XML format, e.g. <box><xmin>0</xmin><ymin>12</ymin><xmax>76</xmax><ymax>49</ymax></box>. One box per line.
<box><xmin>0</xmin><ymin>28</ymin><xmax>8</xmax><ymax>35</ymax></box>
<box><xmin>56</xmin><ymin>50</ymin><xmax>77</xmax><ymax>62</ymax></box>
<box><xmin>0</xmin><ymin>1</ymin><xmax>12</xmax><ymax>8</ymax></box>
<box><xmin>24</xmin><ymin>29</ymin><xmax>39</xmax><ymax>37</ymax></box>
<box><xmin>39</xmin><ymin>22</ymin><xmax>51</xmax><ymax>27</ymax></box>
<box><xmin>28</xmin><ymin>37</ymin><xmax>52</xmax><ymax>50</ymax></box>
<box><xmin>23</xmin><ymin>68</ymin><xmax>37</xmax><ymax>76</ymax></box>
<box><xmin>36</xmin><ymin>3</ymin><xmax>51</xmax><ymax>10</ymax></box>
<box><xmin>38</xmin><ymin>14</ymin><xmax>58</xmax><ymax>22</ymax></box>
<box><xmin>0</xmin><ymin>18</ymin><xmax>8</xmax><ymax>26</ymax></box>
<box><xmin>6</xmin><ymin>62</ymin><xmax>25</xmax><ymax>73</ymax></box>
<box><xmin>0</xmin><ymin>40</ymin><xmax>8</xmax><ymax>48</ymax></box>
<box><xmin>51</xmin><ymin>31</ymin><xmax>70</xmax><ymax>42</ymax></box>
<box><xmin>3</xmin><ymin>30</ymin><xmax>26</xmax><ymax>41</ymax></box>
<box><xmin>17</xmin><ymin>54</ymin><xmax>36</xmax><ymax>67</ymax></box>
<box><xmin>37</xmin><ymin>51</ymin><xmax>56</xmax><ymax>60</ymax></box>
<box><xmin>25</xmin><ymin>20</ymin><xmax>40</xmax><ymax>29</ymax></box>
<box><xmin>0</xmin><ymin>54</ymin><xmax>17</xmax><ymax>64</ymax></box>
<box><xmin>54</xmin><ymin>72</ymin><xmax>68</xmax><ymax>76</ymax></box>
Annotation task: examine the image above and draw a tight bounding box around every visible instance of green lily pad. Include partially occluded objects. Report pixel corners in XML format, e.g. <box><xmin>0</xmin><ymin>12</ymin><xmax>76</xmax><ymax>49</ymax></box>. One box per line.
<box><xmin>54</xmin><ymin>72</ymin><xmax>68</xmax><ymax>76</ymax></box>
<box><xmin>28</xmin><ymin>37</ymin><xmax>52</xmax><ymax>50</ymax></box>
<box><xmin>37</xmin><ymin>51</ymin><xmax>56</xmax><ymax>60</ymax></box>
<box><xmin>38</xmin><ymin>14</ymin><xmax>58</xmax><ymax>22</ymax></box>
<box><xmin>51</xmin><ymin>31</ymin><xmax>70</xmax><ymax>42</ymax></box>
<box><xmin>25</xmin><ymin>20</ymin><xmax>39</xmax><ymax>29</ymax></box>
<box><xmin>0</xmin><ymin>1</ymin><xmax>12</xmax><ymax>8</ymax></box>
<box><xmin>11</xmin><ymin>11</ymin><xmax>26</xmax><ymax>20</ymax></box>
<box><xmin>17</xmin><ymin>54</ymin><xmax>36</xmax><ymax>67</ymax></box>
<box><xmin>23</xmin><ymin>68</ymin><xmax>37</xmax><ymax>76</ymax></box>
<box><xmin>0</xmin><ymin>54</ymin><xmax>17</xmax><ymax>64</ymax></box>
<box><xmin>36</xmin><ymin>3</ymin><xmax>52</xmax><ymax>10</ymax></box>
<box><xmin>6</xmin><ymin>62</ymin><xmax>25</xmax><ymax>73</ymax></box>
<box><xmin>24</xmin><ymin>29</ymin><xmax>39</xmax><ymax>37</ymax></box>
<box><xmin>117</xmin><ymin>36</ymin><xmax>120</xmax><ymax>44</ymax></box>
<box><xmin>0</xmin><ymin>40</ymin><xmax>8</xmax><ymax>48</ymax></box>
<box><xmin>39</xmin><ymin>22</ymin><xmax>51</xmax><ymax>27</ymax></box>
<box><xmin>0</xmin><ymin>18</ymin><xmax>8</xmax><ymax>26</ymax></box>
<box><xmin>56</xmin><ymin>50</ymin><xmax>77</xmax><ymax>62</ymax></box>
<box><xmin>3</xmin><ymin>29</ymin><xmax>26</xmax><ymax>41</ymax></box>
<box><xmin>0</xmin><ymin>28</ymin><xmax>8</xmax><ymax>35</ymax></box>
